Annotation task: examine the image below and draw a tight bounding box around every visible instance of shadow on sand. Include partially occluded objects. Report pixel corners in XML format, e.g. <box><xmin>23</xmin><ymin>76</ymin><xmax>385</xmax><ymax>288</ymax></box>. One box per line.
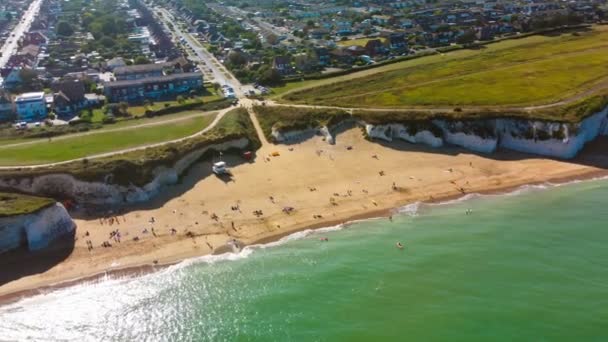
<box><xmin>0</xmin><ymin>231</ymin><xmax>75</xmax><ymax>288</ymax></box>
<box><xmin>371</xmin><ymin>133</ymin><xmax>608</xmax><ymax>171</ymax></box>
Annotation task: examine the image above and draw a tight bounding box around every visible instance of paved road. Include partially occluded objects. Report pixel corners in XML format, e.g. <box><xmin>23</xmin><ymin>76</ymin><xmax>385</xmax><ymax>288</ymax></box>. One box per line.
<box><xmin>0</xmin><ymin>0</ymin><xmax>43</xmax><ymax>69</ymax></box>
<box><xmin>155</xmin><ymin>7</ymin><xmax>245</xmax><ymax>95</ymax></box>
<box><xmin>211</xmin><ymin>5</ymin><xmax>301</xmax><ymax>45</ymax></box>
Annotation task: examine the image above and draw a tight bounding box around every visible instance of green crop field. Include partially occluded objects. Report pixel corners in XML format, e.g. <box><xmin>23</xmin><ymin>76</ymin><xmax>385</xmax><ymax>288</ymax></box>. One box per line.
<box><xmin>0</xmin><ymin>114</ymin><xmax>217</xmax><ymax>166</ymax></box>
<box><xmin>280</xmin><ymin>26</ymin><xmax>608</xmax><ymax>110</ymax></box>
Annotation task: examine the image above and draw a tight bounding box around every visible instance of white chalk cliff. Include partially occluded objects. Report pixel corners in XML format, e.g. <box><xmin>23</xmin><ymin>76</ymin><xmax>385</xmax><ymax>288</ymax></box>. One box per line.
<box><xmin>365</xmin><ymin>123</ymin><xmax>443</xmax><ymax>148</ymax></box>
<box><xmin>364</xmin><ymin>105</ymin><xmax>608</xmax><ymax>159</ymax></box>
<box><xmin>0</xmin><ymin>203</ymin><xmax>75</xmax><ymax>254</ymax></box>
<box><xmin>0</xmin><ymin>138</ymin><xmax>250</xmax><ymax>205</ymax></box>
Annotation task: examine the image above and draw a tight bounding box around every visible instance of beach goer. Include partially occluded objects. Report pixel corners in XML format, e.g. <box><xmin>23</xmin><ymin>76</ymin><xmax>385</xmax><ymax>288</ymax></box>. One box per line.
<box><xmin>396</xmin><ymin>242</ymin><xmax>404</xmax><ymax>249</ymax></box>
<box><xmin>320</xmin><ymin>237</ymin><xmax>328</xmax><ymax>242</ymax></box>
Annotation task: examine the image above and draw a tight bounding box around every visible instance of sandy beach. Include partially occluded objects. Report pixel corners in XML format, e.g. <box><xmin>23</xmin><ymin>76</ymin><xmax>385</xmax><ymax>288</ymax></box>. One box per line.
<box><xmin>1</xmin><ymin>127</ymin><xmax>607</xmax><ymax>300</ymax></box>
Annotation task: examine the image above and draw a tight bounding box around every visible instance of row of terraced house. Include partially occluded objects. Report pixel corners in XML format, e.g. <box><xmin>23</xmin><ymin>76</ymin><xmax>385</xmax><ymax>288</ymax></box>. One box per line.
<box><xmin>103</xmin><ymin>61</ymin><xmax>204</xmax><ymax>104</ymax></box>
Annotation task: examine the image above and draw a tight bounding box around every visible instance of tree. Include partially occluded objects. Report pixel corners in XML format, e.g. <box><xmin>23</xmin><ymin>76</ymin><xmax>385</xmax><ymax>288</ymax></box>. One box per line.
<box><xmin>19</xmin><ymin>69</ymin><xmax>41</xmax><ymax>91</ymax></box>
<box><xmin>134</xmin><ymin>56</ymin><xmax>151</xmax><ymax>65</ymax></box>
<box><xmin>118</xmin><ymin>102</ymin><xmax>129</xmax><ymax>116</ymax></box>
<box><xmin>456</xmin><ymin>30</ymin><xmax>476</xmax><ymax>45</ymax></box>
<box><xmin>266</xmin><ymin>33</ymin><xmax>279</xmax><ymax>45</ymax></box>
<box><xmin>227</xmin><ymin>51</ymin><xmax>248</xmax><ymax>66</ymax></box>
<box><xmin>258</xmin><ymin>67</ymin><xmax>282</xmax><ymax>86</ymax></box>
<box><xmin>5</xmin><ymin>12</ymin><xmax>13</xmax><ymax>21</ymax></box>
<box><xmin>57</xmin><ymin>21</ymin><xmax>74</xmax><ymax>37</ymax></box>
<box><xmin>100</xmin><ymin>36</ymin><xmax>116</xmax><ymax>48</ymax></box>
<box><xmin>176</xmin><ymin>95</ymin><xmax>185</xmax><ymax>104</ymax></box>
<box><xmin>306</xmin><ymin>20</ymin><xmax>315</xmax><ymax>27</ymax></box>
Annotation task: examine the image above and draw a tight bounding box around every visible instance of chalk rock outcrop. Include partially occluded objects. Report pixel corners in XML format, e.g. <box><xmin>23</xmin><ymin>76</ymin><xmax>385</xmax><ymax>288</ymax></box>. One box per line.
<box><xmin>0</xmin><ymin>138</ymin><xmax>250</xmax><ymax>205</ymax></box>
<box><xmin>497</xmin><ymin>106</ymin><xmax>608</xmax><ymax>159</ymax></box>
<box><xmin>0</xmin><ymin>203</ymin><xmax>75</xmax><ymax>254</ymax></box>
<box><xmin>363</xmin><ymin>104</ymin><xmax>608</xmax><ymax>159</ymax></box>
<box><xmin>365</xmin><ymin>123</ymin><xmax>443</xmax><ymax>147</ymax></box>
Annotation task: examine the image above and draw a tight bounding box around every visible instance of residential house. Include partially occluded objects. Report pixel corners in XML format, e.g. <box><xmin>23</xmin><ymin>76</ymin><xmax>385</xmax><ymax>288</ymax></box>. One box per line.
<box><xmin>22</xmin><ymin>31</ymin><xmax>48</xmax><ymax>46</ymax></box>
<box><xmin>103</xmin><ymin>72</ymin><xmax>204</xmax><ymax>103</ymax></box>
<box><xmin>113</xmin><ymin>63</ymin><xmax>166</xmax><ymax>81</ymax></box>
<box><xmin>15</xmin><ymin>92</ymin><xmax>47</xmax><ymax>122</ymax></box>
<box><xmin>372</xmin><ymin>15</ymin><xmax>391</xmax><ymax>25</ymax></box>
<box><xmin>310</xmin><ymin>28</ymin><xmax>330</xmax><ymax>39</ymax></box>
<box><xmin>336</xmin><ymin>21</ymin><xmax>353</xmax><ymax>36</ymax></box>
<box><xmin>365</xmin><ymin>39</ymin><xmax>386</xmax><ymax>56</ymax></box>
<box><xmin>51</xmin><ymin>79</ymin><xmax>86</xmax><ymax>117</ymax></box>
<box><xmin>106</xmin><ymin>57</ymin><xmax>127</xmax><ymax>71</ymax></box>
<box><xmin>19</xmin><ymin>44</ymin><xmax>40</xmax><ymax>60</ymax></box>
<box><xmin>388</xmin><ymin>33</ymin><xmax>408</xmax><ymax>53</ymax></box>
<box><xmin>0</xmin><ymin>68</ymin><xmax>22</xmax><ymax>91</ymax></box>
<box><xmin>476</xmin><ymin>26</ymin><xmax>493</xmax><ymax>41</ymax></box>
<box><xmin>314</xmin><ymin>47</ymin><xmax>330</xmax><ymax>66</ymax></box>
<box><xmin>272</xmin><ymin>56</ymin><xmax>293</xmax><ymax>75</ymax></box>
<box><xmin>293</xmin><ymin>52</ymin><xmax>318</xmax><ymax>72</ymax></box>
<box><xmin>0</xmin><ymin>91</ymin><xmax>14</xmax><ymax>122</ymax></box>
<box><xmin>330</xmin><ymin>48</ymin><xmax>354</xmax><ymax>65</ymax></box>
<box><xmin>346</xmin><ymin>45</ymin><xmax>367</xmax><ymax>57</ymax></box>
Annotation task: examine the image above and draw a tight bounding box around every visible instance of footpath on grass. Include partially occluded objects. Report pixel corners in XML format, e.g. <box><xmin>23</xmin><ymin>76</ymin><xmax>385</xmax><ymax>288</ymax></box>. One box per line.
<box><xmin>0</xmin><ymin>106</ymin><xmax>234</xmax><ymax>170</ymax></box>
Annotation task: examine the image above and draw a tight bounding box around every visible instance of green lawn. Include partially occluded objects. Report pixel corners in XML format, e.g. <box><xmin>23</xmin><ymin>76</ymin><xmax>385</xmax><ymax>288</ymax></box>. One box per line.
<box><xmin>0</xmin><ymin>110</ymin><xmax>217</xmax><ymax>146</ymax></box>
<box><xmin>128</xmin><ymin>91</ymin><xmax>222</xmax><ymax>117</ymax></box>
<box><xmin>337</xmin><ymin>37</ymin><xmax>386</xmax><ymax>47</ymax></box>
<box><xmin>280</xmin><ymin>26</ymin><xmax>608</xmax><ymax>110</ymax></box>
<box><xmin>0</xmin><ymin>192</ymin><xmax>55</xmax><ymax>217</ymax></box>
<box><xmin>0</xmin><ymin>114</ymin><xmax>217</xmax><ymax>166</ymax></box>
<box><xmin>0</xmin><ymin>108</ymin><xmax>258</xmax><ymax>187</ymax></box>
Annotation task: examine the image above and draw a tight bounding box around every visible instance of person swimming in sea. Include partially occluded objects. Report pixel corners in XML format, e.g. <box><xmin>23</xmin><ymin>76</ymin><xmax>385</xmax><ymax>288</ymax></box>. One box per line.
<box><xmin>320</xmin><ymin>237</ymin><xmax>329</xmax><ymax>242</ymax></box>
<box><xmin>396</xmin><ymin>242</ymin><xmax>404</xmax><ymax>249</ymax></box>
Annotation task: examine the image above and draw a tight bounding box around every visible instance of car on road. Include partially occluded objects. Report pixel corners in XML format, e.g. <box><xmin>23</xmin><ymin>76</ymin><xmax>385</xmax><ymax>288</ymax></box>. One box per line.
<box><xmin>14</xmin><ymin>122</ymin><xmax>28</xmax><ymax>130</ymax></box>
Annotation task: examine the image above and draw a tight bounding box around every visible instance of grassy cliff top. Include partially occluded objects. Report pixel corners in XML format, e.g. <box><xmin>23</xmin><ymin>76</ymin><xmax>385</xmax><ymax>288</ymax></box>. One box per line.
<box><xmin>278</xmin><ymin>26</ymin><xmax>608</xmax><ymax>118</ymax></box>
<box><xmin>253</xmin><ymin>106</ymin><xmax>350</xmax><ymax>141</ymax></box>
<box><xmin>0</xmin><ymin>192</ymin><xmax>55</xmax><ymax>217</ymax></box>
<box><xmin>0</xmin><ymin>108</ymin><xmax>259</xmax><ymax>187</ymax></box>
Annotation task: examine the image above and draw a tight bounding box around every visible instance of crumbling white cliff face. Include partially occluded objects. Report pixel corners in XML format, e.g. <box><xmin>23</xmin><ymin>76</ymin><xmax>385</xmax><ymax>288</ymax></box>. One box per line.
<box><xmin>363</xmin><ymin>105</ymin><xmax>608</xmax><ymax>159</ymax></box>
<box><xmin>0</xmin><ymin>203</ymin><xmax>75</xmax><ymax>254</ymax></box>
<box><xmin>0</xmin><ymin>138</ymin><xmax>250</xmax><ymax>205</ymax></box>
<box><xmin>497</xmin><ymin>106</ymin><xmax>608</xmax><ymax>159</ymax></box>
<box><xmin>365</xmin><ymin>123</ymin><xmax>443</xmax><ymax>148</ymax></box>
<box><xmin>271</xmin><ymin>126</ymin><xmax>336</xmax><ymax>144</ymax></box>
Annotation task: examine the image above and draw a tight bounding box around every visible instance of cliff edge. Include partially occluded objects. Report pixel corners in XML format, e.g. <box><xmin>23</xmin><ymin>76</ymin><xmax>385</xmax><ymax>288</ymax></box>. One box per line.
<box><xmin>0</xmin><ymin>193</ymin><xmax>75</xmax><ymax>254</ymax></box>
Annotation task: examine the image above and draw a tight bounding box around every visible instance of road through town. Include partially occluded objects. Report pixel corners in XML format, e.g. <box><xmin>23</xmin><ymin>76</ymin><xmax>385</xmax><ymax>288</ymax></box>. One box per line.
<box><xmin>0</xmin><ymin>0</ymin><xmax>43</xmax><ymax>69</ymax></box>
<box><xmin>155</xmin><ymin>8</ymin><xmax>244</xmax><ymax>96</ymax></box>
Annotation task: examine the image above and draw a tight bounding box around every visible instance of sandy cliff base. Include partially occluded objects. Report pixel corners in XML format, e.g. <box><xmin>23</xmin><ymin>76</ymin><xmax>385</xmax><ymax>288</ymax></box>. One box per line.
<box><xmin>2</xmin><ymin>128</ymin><xmax>607</xmax><ymax>299</ymax></box>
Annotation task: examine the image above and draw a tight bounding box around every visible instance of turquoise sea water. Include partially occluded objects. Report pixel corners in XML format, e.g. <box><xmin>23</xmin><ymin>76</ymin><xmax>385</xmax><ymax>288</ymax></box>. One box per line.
<box><xmin>1</xmin><ymin>179</ymin><xmax>608</xmax><ymax>341</ymax></box>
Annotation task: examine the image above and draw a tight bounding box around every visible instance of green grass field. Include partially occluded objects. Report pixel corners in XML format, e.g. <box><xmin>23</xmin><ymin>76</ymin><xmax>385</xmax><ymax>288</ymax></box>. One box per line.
<box><xmin>0</xmin><ymin>192</ymin><xmax>55</xmax><ymax>217</ymax></box>
<box><xmin>337</xmin><ymin>37</ymin><xmax>386</xmax><ymax>47</ymax></box>
<box><xmin>280</xmin><ymin>26</ymin><xmax>608</xmax><ymax>111</ymax></box>
<box><xmin>0</xmin><ymin>114</ymin><xmax>217</xmax><ymax>166</ymax></box>
<box><xmin>0</xmin><ymin>108</ymin><xmax>257</xmax><ymax>187</ymax></box>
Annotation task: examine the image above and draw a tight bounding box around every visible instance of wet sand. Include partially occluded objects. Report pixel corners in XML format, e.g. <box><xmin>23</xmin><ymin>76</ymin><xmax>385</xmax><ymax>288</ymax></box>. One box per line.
<box><xmin>1</xmin><ymin>129</ymin><xmax>607</xmax><ymax>301</ymax></box>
